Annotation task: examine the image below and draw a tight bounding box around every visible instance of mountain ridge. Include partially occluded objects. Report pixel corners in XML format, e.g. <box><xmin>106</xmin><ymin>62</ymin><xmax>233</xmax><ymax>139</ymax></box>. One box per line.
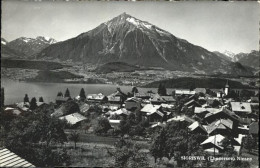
<box><xmin>6</xmin><ymin>36</ymin><xmax>57</xmax><ymax>58</ymax></box>
<box><xmin>36</xmin><ymin>13</ymin><xmax>253</xmax><ymax>76</ymax></box>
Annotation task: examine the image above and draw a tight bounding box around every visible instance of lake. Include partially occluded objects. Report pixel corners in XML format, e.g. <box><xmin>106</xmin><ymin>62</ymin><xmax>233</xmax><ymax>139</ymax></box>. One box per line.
<box><xmin>1</xmin><ymin>78</ymin><xmax>173</xmax><ymax>105</ymax></box>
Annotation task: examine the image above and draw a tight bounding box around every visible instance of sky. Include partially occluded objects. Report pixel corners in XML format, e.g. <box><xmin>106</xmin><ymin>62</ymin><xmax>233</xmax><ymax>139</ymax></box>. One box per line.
<box><xmin>1</xmin><ymin>1</ymin><xmax>259</xmax><ymax>54</ymax></box>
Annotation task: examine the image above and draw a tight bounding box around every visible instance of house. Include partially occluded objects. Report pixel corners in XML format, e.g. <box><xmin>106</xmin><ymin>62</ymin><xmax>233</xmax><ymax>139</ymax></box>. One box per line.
<box><xmin>0</xmin><ymin>148</ymin><xmax>35</xmax><ymax>167</ymax></box>
<box><xmin>167</xmin><ymin>115</ymin><xmax>195</xmax><ymax>124</ymax></box>
<box><xmin>16</xmin><ymin>102</ymin><xmax>30</xmax><ymax>112</ymax></box>
<box><xmin>51</xmin><ymin>106</ymin><xmax>65</xmax><ymax>117</ymax></box>
<box><xmin>195</xmin><ymin>88</ymin><xmax>207</xmax><ymax>94</ymax></box>
<box><xmin>150</xmin><ymin>94</ymin><xmax>175</xmax><ymax>105</ymax></box>
<box><xmin>134</xmin><ymin>92</ymin><xmax>154</xmax><ymax>99</ymax></box>
<box><xmin>79</xmin><ymin>103</ymin><xmax>90</xmax><ymax>113</ymax></box>
<box><xmin>194</xmin><ymin>107</ymin><xmax>222</xmax><ymax>119</ymax></box>
<box><xmin>87</xmin><ymin>93</ymin><xmax>107</xmax><ymax>103</ymax></box>
<box><xmin>230</xmin><ymin>102</ymin><xmax>252</xmax><ymax>117</ymax></box>
<box><xmin>210</xmin><ymin>89</ymin><xmax>224</xmax><ymax>98</ymax></box>
<box><xmin>205</xmin><ymin>119</ymin><xmax>233</xmax><ymax>136</ymax></box>
<box><xmin>161</xmin><ymin>96</ymin><xmax>176</xmax><ymax>104</ymax></box>
<box><xmin>201</xmin><ymin>134</ymin><xmax>225</xmax><ymax>154</ymax></box>
<box><xmin>107</xmin><ymin>108</ymin><xmax>131</xmax><ymax>118</ymax></box>
<box><xmin>107</xmin><ymin>89</ymin><xmax>127</xmax><ymax>104</ymax></box>
<box><xmin>4</xmin><ymin>107</ymin><xmax>22</xmax><ymax>116</ymax></box>
<box><xmin>188</xmin><ymin>121</ymin><xmax>207</xmax><ymax>135</ymax></box>
<box><xmin>151</xmin><ymin>122</ymin><xmax>166</xmax><ymax>129</ymax></box>
<box><xmin>125</xmin><ymin>97</ymin><xmax>142</xmax><ymax>111</ymax></box>
<box><xmin>150</xmin><ymin>94</ymin><xmax>166</xmax><ymax>105</ymax></box>
<box><xmin>204</xmin><ymin>108</ymin><xmax>240</xmax><ymax>123</ymax></box>
<box><xmin>109</xmin><ymin>119</ymin><xmax>121</xmax><ymax>128</ymax></box>
<box><xmin>184</xmin><ymin>99</ymin><xmax>201</xmax><ymax>109</ymax></box>
<box><xmin>59</xmin><ymin>112</ymin><xmax>87</xmax><ymax>125</ymax></box>
<box><xmin>161</xmin><ymin>103</ymin><xmax>174</xmax><ymax>109</ymax></box>
<box><xmin>140</xmin><ymin>104</ymin><xmax>166</xmax><ymax>123</ymax></box>
<box><xmin>175</xmin><ymin>89</ymin><xmax>195</xmax><ymax>96</ymax></box>
<box><xmin>102</xmin><ymin>104</ymin><xmax>120</xmax><ymax>112</ymax></box>
<box><xmin>55</xmin><ymin>96</ymin><xmax>70</xmax><ymax>106</ymax></box>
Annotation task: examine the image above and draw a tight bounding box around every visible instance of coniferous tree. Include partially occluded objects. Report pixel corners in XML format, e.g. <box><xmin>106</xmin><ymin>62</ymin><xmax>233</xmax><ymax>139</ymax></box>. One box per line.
<box><xmin>39</xmin><ymin>97</ymin><xmax>44</xmax><ymax>102</ymax></box>
<box><xmin>158</xmin><ymin>83</ymin><xmax>162</xmax><ymax>95</ymax></box>
<box><xmin>64</xmin><ymin>88</ymin><xmax>71</xmax><ymax>98</ymax></box>
<box><xmin>69</xmin><ymin>131</ymin><xmax>80</xmax><ymax>149</ymax></box>
<box><xmin>30</xmin><ymin>97</ymin><xmax>37</xmax><ymax>110</ymax></box>
<box><xmin>57</xmin><ymin>92</ymin><xmax>63</xmax><ymax>97</ymax></box>
<box><xmin>131</xmin><ymin>87</ymin><xmax>139</xmax><ymax>95</ymax></box>
<box><xmin>79</xmin><ymin>88</ymin><xmax>86</xmax><ymax>100</ymax></box>
<box><xmin>1</xmin><ymin>88</ymin><xmax>4</xmax><ymax>107</ymax></box>
<box><xmin>24</xmin><ymin>94</ymin><xmax>29</xmax><ymax>103</ymax></box>
<box><xmin>158</xmin><ymin>84</ymin><xmax>167</xmax><ymax>96</ymax></box>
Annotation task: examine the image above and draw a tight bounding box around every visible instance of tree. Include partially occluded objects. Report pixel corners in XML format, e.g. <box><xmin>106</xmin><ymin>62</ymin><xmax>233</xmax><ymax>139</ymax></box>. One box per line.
<box><xmin>30</xmin><ymin>97</ymin><xmax>37</xmax><ymax>110</ymax></box>
<box><xmin>64</xmin><ymin>88</ymin><xmax>71</xmax><ymax>98</ymax></box>
<box><xmin>69</xmin><ymin>131</ymin><xmax>80</xmax><ymax>149</ymax></box>
<box><xmin>118</xmin><ymin>119</ymin><xmax>131</xmax><ymax>136</ymax></box>
<box><xmin>24</xmin><ymin>94</ymin><xmax>29</xmax><ymax>103</ymax></box>
<box><xmin>243</xmin><ymin>134</ymin><xmax>255</xmax><ymax>153</ymax></box>
<box><xmin>57</xmin><ymin>92</ymin><xmax>63</xmax><ymax>97</ymax></box>
<box><xmin>158</xmin><ymin>83</ymin><xmax>167</xmax><ymax>96</ymax></box>
<box><xmin>62</xmin><ymin>100</ymin><xmax>80</xmax><ymax>115</ymax></box>
<box><xmin>212</xmin><ymin>100</ymin><xmax>221</xmax><ymax>108</ymax></box>
<box><xmin>150</xmin><ymin>129</ymin><xmax>167</xmax><ymax>163</ymax></box>
<box><xmin>79</xmin><ymin>88</ymin><xmax>86</xmax><ymax>100</ymax></box>
<box><xmin>131</xmin><ymin>87</ymin><xmax>139</xmax><ymax>95</ymax></box>
<box><xmin>94</xmin><ymin>117</ymin><xmax>111</xmax><ymax>135</ymax></box>
<box><xmin>110</xmin><ymin>139</ymin><xmax>148</xmax><ymax>167</ymax></box>
<box><xmin>1</xmin><ymin>88</ymin><xmax>4</xmax><ymax>107</ymax></box>
<box><xmin>39</xmin><ymin>97</ymin><xmax>44</xmax><ymax>102</ymax></box>
<box><xmin>240</xmin><ymin>89</ymin><xmax>255</xmax><ymax>99</ymax></box>
<box><xmin>5</xmin><ymin>110</ymin><xmax>68</xmax><ymax>167</ymax></box>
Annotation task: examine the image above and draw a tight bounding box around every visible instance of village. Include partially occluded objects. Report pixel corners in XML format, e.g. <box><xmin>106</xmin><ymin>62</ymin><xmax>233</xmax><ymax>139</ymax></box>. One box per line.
<box><xmin>0</xmin><ymin>81</ymin><xmax>259</xmax><ymax>167</ymax></box>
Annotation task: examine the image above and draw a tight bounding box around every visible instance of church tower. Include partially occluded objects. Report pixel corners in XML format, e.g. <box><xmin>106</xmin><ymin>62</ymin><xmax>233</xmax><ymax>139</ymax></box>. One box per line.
<box><xmin>224</xmin><ymin>80</ymin><xmax>229</xmax><ymax>95</ymax></box>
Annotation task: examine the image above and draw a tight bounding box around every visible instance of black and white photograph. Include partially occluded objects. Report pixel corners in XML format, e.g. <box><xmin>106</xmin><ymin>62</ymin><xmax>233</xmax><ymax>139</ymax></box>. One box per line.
<box><xmin>0</xmin><ymin>0</ymin><xmax>259</xmax><ymax>167</ymax></box>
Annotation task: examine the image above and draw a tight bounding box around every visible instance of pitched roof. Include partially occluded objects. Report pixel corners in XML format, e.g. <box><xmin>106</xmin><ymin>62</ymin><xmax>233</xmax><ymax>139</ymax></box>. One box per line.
<box><xmin>59</xmin><ymin>112</ymin><xmax>86</xmax><ymax>125</ymax></box>
<box><xmin>167</xmin><ymin>115</ymin><xmax>195</xmax><ymax>123</ymax></box>
<box><xmin>0</xmin><ymin>148</ymin><xmax>35</xmax><ymax>167</ymax></box>
<box><xmin>125</xmin><ymin>97</ymin><xmax>142</xmax><ymax>103</ymax></box>
<box><xmin>194</xmin><ymin>107</ymin><xmax>222</xmax><ymax>114</ymax></box>
<box><xmin>107</xmin><ymin>94</ymin><xmax>121</xmax><ymax>102</ymax></box>
<box><xmin>201</xmin><ymin>134</ymin><xmax>225</xmax><ymax>149</ymax></box>
<box><xmin>87</xmin><ymin>93</ymin><xmax>105</xmax><ymax>100</ymax></box>
<box><xmin>188</xmin><ymin>121</ymin><xmax>207</xmax><ymax>132</ymax></box>
<box><xmin>175</xmin><ymin>90</ymin><xmax>195</xmax><ymax>95</ymax></box>
<box><xmin>55</xmin><ymin>96</ymin><xmax>70</xmax><ymax>101</ymax></box>
<box><xmin>108</xmin><ymin>108</ymin><xmax>131</xmax><ymax>116</ymax></box>
<box><xmin>147</xmin><ymin>110</ymin><xmax>164</xmax><ymax>117</ymax></box>
<box><xmin>230</xmin><ymin>102</ymin><xmax>252</xmax><ymax>113</ymax></box>
<box><xmin>161</xmin><ymin>103</ymin><xmax>174</xmax><ymax>109</ymax></box>
<box><xmin>194</xmin><ymin>88</ymin><xmax>207</xmax><ymax>94</ymax></box>
<box><xmin>80</xmin><ymin>103</ymin><xmax>90</xmax><ymax>113</ymax></box>
<box><xmin>151</xmin><ymin>122</ymin><xmax>166</xmax><ymax>128</ymax></box>
<box><xmin>206</xmin><ymin>119</ymin><xmax>233</xmax><ymax>134</ymax></box>
<box><xmin>141</xmin><ymin>104</ymin><xmax>161</xmax><ymax>113</ymax></box>
<box><xmin>161</xmin><ymin>96</ymin><xmax>176</xmax><ymax>102</ymax></box>
<box><xmin>204</xmin><ymin>108</ymin><xmax>240</xmax><ymax>121</ymax></box>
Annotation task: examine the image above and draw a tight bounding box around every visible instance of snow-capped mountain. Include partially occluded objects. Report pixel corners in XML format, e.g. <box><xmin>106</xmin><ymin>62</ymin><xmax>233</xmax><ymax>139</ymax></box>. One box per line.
<box><xmin>7</xmin><ymin>36</ymin><xmax>57</xmax><ymax>57</ymax></box>
<box><xmin>37</xmin><ymin>13</ymin><xmax>252</xmax><ymax>75</ymax></box>
<box><xmin>237</xmin><ymin>50</ymin><xmax>260</xmax><ymax>70</ymax></box>
<box><xmin>222</xmin><ymin>50</ymin><xmax>236</xmax><ymax>61</ymax></box>
<box><xmin>1</xmin><ymin>38</ymin><xmax>8</xmax><ymax>45</ymax></box>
